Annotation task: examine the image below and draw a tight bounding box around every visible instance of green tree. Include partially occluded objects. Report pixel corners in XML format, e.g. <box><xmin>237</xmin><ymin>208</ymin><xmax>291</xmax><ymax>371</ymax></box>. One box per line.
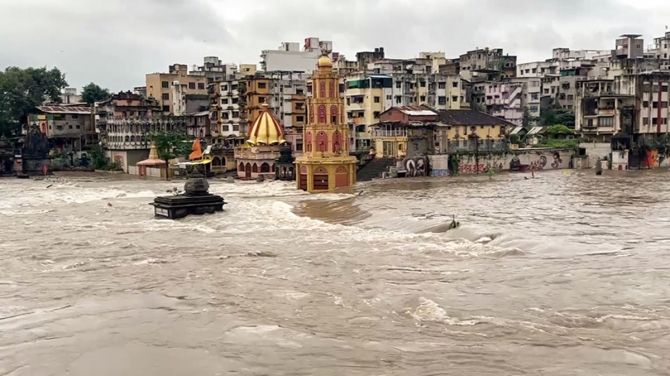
<box><xmin>540</xmin><ymin>106</ymin><xmax>575</xmax><ymax>128</ymax></box>
<box><xmin>0</xmin><ymin>66</ymin><xmax>67</xmax><ymax>136</ymax></box>
<box><xmin>545</xmin><ymin>124</ymin><xmax>574</xmax><ymax>137</ymax></box>
<box><xmin>81</xmin><ymin>82</ymin><xmax>110</xmax><ymax>104</ymax></box>
<box><xmin>151</xmin><ymin>130</ymin><xmax>190</xmax><ymax>180</ymax></box>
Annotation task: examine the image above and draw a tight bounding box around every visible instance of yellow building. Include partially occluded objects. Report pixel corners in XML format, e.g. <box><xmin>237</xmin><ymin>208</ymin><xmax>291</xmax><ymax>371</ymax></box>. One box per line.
<box><xmin>344</xmin><ymin>75</ymin><xmax>393</xmax><ymax>152</ymax></box>
<box><xmin>244</xmin><ymin>76</ymin><xmax>271</xmax><ymax>131</ymax></box>
<box><xmin>434</xmin><ymin>109</ymin><xmax>511</xmax><ymax>154</ymax></box>
<box><xmin>146</xmin><ymin>64</ymin><xmax>207</xmax><ymax>114</ymax></box>
<box><xmin>296</xmin><ymin>55</ymin><xmax>357</xmax><ymax>192</ymax></box>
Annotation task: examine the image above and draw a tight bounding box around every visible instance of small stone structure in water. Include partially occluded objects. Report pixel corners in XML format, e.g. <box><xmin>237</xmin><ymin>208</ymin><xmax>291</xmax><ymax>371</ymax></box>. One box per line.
<box><xmin>150</xmin><ymin>176</ymin><xmax>226</xmax><ymax>219</ymax></box>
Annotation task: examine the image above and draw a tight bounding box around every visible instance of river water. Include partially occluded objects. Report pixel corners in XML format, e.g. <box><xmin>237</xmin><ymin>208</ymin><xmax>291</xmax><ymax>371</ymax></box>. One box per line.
<box><xmin>1</xmin><ymin>170</ymin><xmax>669</xmax><ymax>375</ymax></box>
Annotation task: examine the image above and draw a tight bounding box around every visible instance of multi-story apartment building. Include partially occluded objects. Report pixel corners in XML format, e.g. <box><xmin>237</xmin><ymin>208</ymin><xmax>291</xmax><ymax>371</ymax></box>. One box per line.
<box><xmin>575</xmin><ymin>79</ymin><xmax>634</xmax><ymax>143</ymax></box>
<box><xmin>96</xmin><ymin>91</ymin><xmax>187</xmax><ymax>173</ymax></box>
<box><xmin>510</xmin><ymin>77</ymin><xmax>542</xmax><ymax>121</ymax></box>
<box><xmin>188</xmin><ymin>56</ymin><xmax>238</xmax><ymax>84</ymax></box>
<box><xmin>615</xmin><ymin>34</ymin><xmax>645</xmax><ymax>59</ymax></box>
<box><xmin>483</xmin><ymin>81</ymin><xmax>524</xmax><ymax>126</ymax></box>
<box><xmin>146</xmin><ymin>64</ymin><xmax>207</xmax><ymax>114</ymax></box>
<box><xmin>209</xmin><ymin>78</ymin><xmax>244</xmax><ymax>138</ymax></box>
<box><xmin>356</xmin><ymin>47</ymin><xmax>385</xmax><ymax>71</ymax></box>
<box><xmin>28</xmin><ymin>104</ymin><xmax>95</xmax><ymax>153</ymax></box>
<box><xmin>427</xmin><ymin>74</ymin><xmax>464</xmax><ymax>110</ymax></box>
<box><xmin>266</xmin><ymin>72</ymin><xmax>308</xmax><ymax>152</ymax></box>
<box><xmin>344</xmin><ymin>74</ymin><xmax>393</xmax><ymax>152</ymax></box>
<box><xmin>648</xmin><ymin>31</ymin><xmax>670</xmax><ymax>60</ymax></box>
<box><xmin>459</xmin><ymin>48</ymin><xmax>517</xmax><ymax>80</ymax></box>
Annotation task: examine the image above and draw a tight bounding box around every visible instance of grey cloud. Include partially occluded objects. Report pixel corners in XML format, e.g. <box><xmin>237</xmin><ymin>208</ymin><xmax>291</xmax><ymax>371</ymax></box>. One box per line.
<box><xmin>0</xmin><ymin>0</ymin><xmax>668</xmax><ymax>91</ymax></box>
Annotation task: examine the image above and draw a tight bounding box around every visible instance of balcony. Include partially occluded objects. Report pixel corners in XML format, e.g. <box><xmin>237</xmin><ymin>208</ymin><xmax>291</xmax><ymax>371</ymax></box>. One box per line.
<box><xmin>347</xmin><ymin>102</ymin><xmax>366</xmax><ymax>111</ymax></box>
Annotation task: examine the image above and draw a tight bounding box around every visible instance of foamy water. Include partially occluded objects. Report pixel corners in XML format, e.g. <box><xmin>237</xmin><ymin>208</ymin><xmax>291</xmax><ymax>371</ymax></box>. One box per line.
<box><xmin>1</xmin><ymin>170</ymin><xmax>669</xmax><ymax>375</ymax></box>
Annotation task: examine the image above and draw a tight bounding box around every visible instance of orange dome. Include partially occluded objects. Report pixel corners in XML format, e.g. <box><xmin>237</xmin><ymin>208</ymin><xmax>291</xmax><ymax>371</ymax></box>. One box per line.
<box><xmin>247</xmin><ymin>104</ymin><xmax>286</xmax><ymax>145</ymax></box>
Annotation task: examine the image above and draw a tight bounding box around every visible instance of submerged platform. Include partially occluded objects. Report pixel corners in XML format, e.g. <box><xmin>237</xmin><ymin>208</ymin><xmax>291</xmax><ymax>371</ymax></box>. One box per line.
<box><xmin>150</xmin><ymin>177</ymin><xmax>226</xmax><ymax>219</ymax></box>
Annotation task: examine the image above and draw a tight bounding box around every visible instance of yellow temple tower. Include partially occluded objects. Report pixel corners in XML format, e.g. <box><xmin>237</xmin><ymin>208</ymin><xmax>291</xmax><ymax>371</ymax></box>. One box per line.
<box><xmin>295</xmin><ymin>54</ymin><xmax>357</xmax><ymax>192</ymax></box>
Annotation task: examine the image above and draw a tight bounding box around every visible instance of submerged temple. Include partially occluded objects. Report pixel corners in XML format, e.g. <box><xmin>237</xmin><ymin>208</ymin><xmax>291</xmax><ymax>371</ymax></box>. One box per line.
<box><xmin>295</xmin><ymin>54</ymin><xmax>357</xmax><ymax>192</ymax></box>
<box><xmin>234</xmin><ymin>104</ymin><xmax>290</xmax><ymax>180</ymax></box>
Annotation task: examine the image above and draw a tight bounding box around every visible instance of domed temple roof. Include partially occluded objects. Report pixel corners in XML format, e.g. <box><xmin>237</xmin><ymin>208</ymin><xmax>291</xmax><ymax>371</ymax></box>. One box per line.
<box><xmin>317</xmin><ymin>54</ymin><xmax>333</xmax><ymax>68</ymax></box>
<box><xmin>247</xmin><ymin>104</ymin><xmax>286</xmax><ymax>145</ymax></box>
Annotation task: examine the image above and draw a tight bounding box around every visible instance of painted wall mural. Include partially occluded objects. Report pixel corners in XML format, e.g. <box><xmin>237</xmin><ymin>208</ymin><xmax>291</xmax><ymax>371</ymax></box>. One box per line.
<box><xmin>402</xmin><ymin>156</ymin><xmax>428</xmax><ymax>177</ymax></box>
<box><xmin>428</xmin><ymin>150</ymin><xmax>574</xmax><ymax>176</ymax></box>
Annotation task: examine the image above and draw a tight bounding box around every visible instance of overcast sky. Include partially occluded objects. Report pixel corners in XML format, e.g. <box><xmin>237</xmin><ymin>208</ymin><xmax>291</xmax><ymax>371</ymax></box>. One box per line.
<box><xmin>1</xmin><ymin>0</ymin><xmax>669</xmax><ymax>92</ymax></box>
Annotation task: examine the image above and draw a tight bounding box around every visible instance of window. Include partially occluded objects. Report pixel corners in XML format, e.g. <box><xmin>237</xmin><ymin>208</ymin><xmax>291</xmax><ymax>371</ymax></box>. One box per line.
<box><xmin>396</xmin><ymin>82</ymin><xmax>401</xmax><ymax>89</ymax></box>
<box><xmin>258</xmin><ymin>82</ymin><xmax>267</xmax><ymax>89</ymax></box>
<box><xmin>374</xmin><ymin>96</ymin><xmax>380</xmax><ymax>103</ymax></box>
<box><xmin>232</xmin><ymin>111</ymin><xmax>239</xmax><ymax>118</ymax></box>
<box><xmin>296</xmin><ymin>115</ymin><xmax>304</xmax><ymax>122</ymax></box>
<box><xmin>452</xmin><ymin>96</ymin><xmax>458</xmax><ymax>102</ymax></box>
<box><xmin>530</xmin><ymin>105</ymin><xmax>538</xmax><ymax>112</ymax></box>
<box><xmin>222</xmin><ymin>84</ymin><xmax>228</xmax><ymax>91</ymax></box>
<box><xmin>531</xmin><ymin>93</ymin><xmax>539</xmax><ymax>100</ymax></box>
<box><xmin>438</xmin><ymin>96</ymin><xmax>446</xmax><ymax>105</ymax></box>
<box><xmin>643</xmin><ymin>118</ymin><xmax>649</xmax><ymax>125</ymax></box>
<box><xmin>652</xmin><ymin>118</ymin><xmax>658</xmax><ymax>125</ymax></box>
<box><xmin>198</xmin><ymin>83</ymin><xmax>205</xmax><ymax>90</ymax></box>
<box><xmin>373</xmin><ymin>111</ymin><xmax>380</xmax><ymax>119</ymax></box>
<box><xmin>296</xmin><ymin>89</ymin><xmax>304</xmax><ymax>95</ymax></box>
<box><xmin>643</xmin><ymin>101</ymin><xmax>649</xmax><ymax>108</ymax></box>
<box><xmin>419</xmin><ymin>81</ymin><xmax>426</xmax><ymax>88</ymax></box>
<box><xmin>233</xmin><ymin>124</ymin><xmax>240</xmax><ymax>131</ymax></box>
<box><xmin>420</xmin><ymin>96</ymin><xmax>426</xmax><ymax>102</ymax></box>
<box><xmin>600</xmin><ymin>117</ymin><xmax>614</xmax><ymax>127</ymax></box>
<box><xmin>162</xmin><ymin>105</ymin><xmax>170</xmax><ymax>112</ymax></box>
<box><xmin>386</xmin><ymin>95</ymin><xmax>392</xmax><ymax>100</ymax></box>
<box><xmin>259</xmin><ymin>97</ymin><xmax>266</xmax><ymax>103</ymax></box>
<box><xmin>653</xmin><ymin>102</ymin><xmax>659</xmax><ymax>108</ymax></box>
<box><xmin>452</xmin><ymin>81</ymin><xmax>458</xmax><ymax>88</ymax></box>
<box><xmin>438</xmin><ymin>82</ymin><xmax>446</xmax><ymax>89</ymax></box>
<box><xmin>567</xmin><ymin>94</ymin><xmax>574</xmax><ymax>101</ymax></box>
<box><xmin>162</xmin><ymin>93</ymin><xmax>169</xmax><ymax>100</ymax></box>
<box><xmin>662</xmin><ymin>102</ymin><xmax>669</xmax><ymax>108</ymax></box>
<box><xmin>188</xmin><ymin>82</ymin><xmax>196</xmax><ymax>89</ymax></box>
<box><xmin>161</xmin><ymin>81</ymin><xmax>169</xmax><ymax>88</ymax></box>
<box><xmin>395</xmin><ymin>96</ymin><xmax>402</xmax><ymax>104</ymax></box>
<box><xmin>318</xmin><ymin>105</ymin><xmax>326</xmax><ymax>123</ymax></box>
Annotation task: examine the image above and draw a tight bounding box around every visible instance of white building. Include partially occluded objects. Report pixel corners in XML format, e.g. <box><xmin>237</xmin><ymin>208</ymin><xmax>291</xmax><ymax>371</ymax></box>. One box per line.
<box><xmin>261</xmin><ymin>37</ymin><xmax>333</xmax><ymax>73</ymax></box>
<box><xmin>211</xmin><ymin>79</ymin><xmax>243</xmax><ymax>137</ymax></box>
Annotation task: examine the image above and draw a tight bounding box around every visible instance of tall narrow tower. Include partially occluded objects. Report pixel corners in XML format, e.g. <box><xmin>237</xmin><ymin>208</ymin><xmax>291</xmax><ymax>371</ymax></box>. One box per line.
<box><xmin>295</xmin><ymin>54</ymin><xmax>357</xmax><ymax>192</ymax></box>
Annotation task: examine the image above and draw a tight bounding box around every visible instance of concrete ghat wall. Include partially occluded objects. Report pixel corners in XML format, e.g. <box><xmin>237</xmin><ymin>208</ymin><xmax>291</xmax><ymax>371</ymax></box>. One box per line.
<box><xmin>580</xmin><ymin>142</ymin><xmax>611</xmax><ymax>169</ymax></box>
<box><xmin>428</xmin><ymin>149</ymin><xmax>574</xmax><ymax>176</ymax></box>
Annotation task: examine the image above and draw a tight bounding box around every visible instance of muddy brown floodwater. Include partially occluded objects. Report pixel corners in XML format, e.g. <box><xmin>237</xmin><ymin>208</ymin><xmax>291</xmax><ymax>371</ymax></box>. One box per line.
<box><xmin>1</xmin><ymin>170</ymin><xmax>669</xmax><ymax>375</ymax></box>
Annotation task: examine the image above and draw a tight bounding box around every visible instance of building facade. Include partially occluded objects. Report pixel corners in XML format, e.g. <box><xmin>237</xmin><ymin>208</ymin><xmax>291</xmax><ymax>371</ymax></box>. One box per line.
<box><xmin>146</xmin><ymin>64</ymin><xmax>207</xmax><ymax>114</ymax></box>
<box><xmin>261</xmin><ymin>37</ymin><xmax>333</xmax><ymax>73</ymax></box>
<box><xmin>295</xmin><ymin>55</ymin><xmax>357</xmax><ymax>192</ymax></box>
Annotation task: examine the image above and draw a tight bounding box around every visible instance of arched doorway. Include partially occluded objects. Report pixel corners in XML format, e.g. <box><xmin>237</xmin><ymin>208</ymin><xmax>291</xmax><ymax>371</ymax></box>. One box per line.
<box><xmin>335</xmin><ymin>166</ymin><xmax>349</xmax><ymax>188</ymax></box>
<box><xmin>245</xmin><ymin>163</ymin><xmax>251</xmax><ymax>178</ymax></box>
<box><xmin>260</xmin><ymin>162</ymin><xmax>270</xmax><ymax>173</ymax></box>
<box><xmin>313</xmin><ymin>167</ymin><xmax>329</xmax><ymax>191</ymax></box>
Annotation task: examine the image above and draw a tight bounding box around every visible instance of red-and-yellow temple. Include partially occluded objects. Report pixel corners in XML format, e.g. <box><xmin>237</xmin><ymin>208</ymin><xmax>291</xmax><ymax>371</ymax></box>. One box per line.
<box><xmin>234</xmin><ymin>104</ymin><xmax>287</xmax><ymax>180</ymax></box>
<box><xmin>295</xmin><ymin>55</ymin><xmax>357</xmax><ymax>192</ymax></box>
